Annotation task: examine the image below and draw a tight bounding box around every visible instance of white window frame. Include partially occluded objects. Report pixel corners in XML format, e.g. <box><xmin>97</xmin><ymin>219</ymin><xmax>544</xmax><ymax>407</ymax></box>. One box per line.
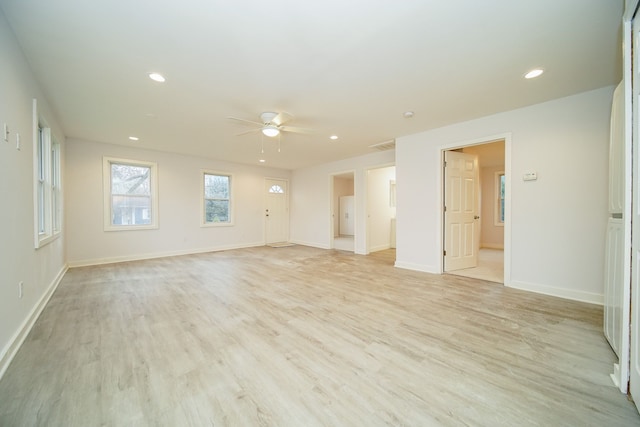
<box><xmin>103</xmin><ymin>157</ymin><xmax>159</xmax><ymax>231</ymax></box>
<box><xmin>494</xmin><ymin>170</ymin><xmax>505</xmax><ymax>226</ymax></box>
<box><xmin>201</xmin><ymin>170</ymin><xmax>234</xmax><ymax>227</ymax></box>
<box><xmin>33</xmin><ymin>99</ymin><xmax>62</xmax><ymax>248</ymax></box>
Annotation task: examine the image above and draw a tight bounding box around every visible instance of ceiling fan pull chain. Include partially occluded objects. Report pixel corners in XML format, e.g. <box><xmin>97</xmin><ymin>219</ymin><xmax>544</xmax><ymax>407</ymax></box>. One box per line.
<box><xmin>278</xmin><ymin>133</ymin><xmax>281</xmax><ymax>153</ymax></box>
<box><xmin>261</xmin><ymin>134</ymin><xmax>264</xmax><ymax>154</ymax></box>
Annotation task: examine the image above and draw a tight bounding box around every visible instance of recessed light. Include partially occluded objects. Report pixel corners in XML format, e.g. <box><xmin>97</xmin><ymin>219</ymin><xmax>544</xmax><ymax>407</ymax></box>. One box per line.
<box><xmin>330</xmin><ymin>135</ymin><xmax>338</xmax><ymax>140</ymax></box>
<box><xmin>403</xmin><ymin>111</ymin><xmax>414</xmax><ymax>118</ymax></box>
<box><xmin>148</xmin><ymin>72</ymin><xmax>166</xmax><ymax>82</ymax></box>
<box><xmin>259</xmin><ymin>159</ymin><xmax>266</xmax><ymax>163</ymax></box>
<box><xmin>524</xmin><ymin>68</ymin><xmax>544</xmax><ymax>79</ymax></box>
<box><xmin>128</xmin><ymin>136</ymin><xmax>139</xmax><ymax>141</ymax></box>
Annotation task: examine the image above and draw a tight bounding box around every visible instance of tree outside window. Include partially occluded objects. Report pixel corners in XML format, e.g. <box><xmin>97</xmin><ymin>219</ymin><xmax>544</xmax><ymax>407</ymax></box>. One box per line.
<box><xmin>203</xmin><ymin>173</ymin><xmax>232</xmax><ymax>225</ymax></box>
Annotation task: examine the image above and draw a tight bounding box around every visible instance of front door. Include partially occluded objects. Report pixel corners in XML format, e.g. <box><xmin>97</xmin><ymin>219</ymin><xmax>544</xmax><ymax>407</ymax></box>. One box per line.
<box><xmin>444</xmin><ymin>151</ymin><xmax>480</xmax><ymax>271</ymax></box>
<box><xmin>265</xmin><ymin>178</ymin><xmax>289</xmax><ymax>244</ymax></box>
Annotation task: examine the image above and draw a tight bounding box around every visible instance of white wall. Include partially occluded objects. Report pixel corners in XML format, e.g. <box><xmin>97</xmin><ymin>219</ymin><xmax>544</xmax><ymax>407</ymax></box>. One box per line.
<box><xmin>65</xmin><ymin>139</ymin><xmax>290</xmax><ymax>266</ymax></box>
<box><xmin>0</xmin><ymin>11</ymin><xmax>67</xmax><ymax>377</ymax></box>
<box><xmin>367</xmin><ymin>166</ymin><xmax>396</xmax><ymax>252</ymax></box>
<box><xmin>396</xmin><ymin>87</ymin><xmax>613</xmax><ymax>304</ymax></box>
<box><xmin>291</xmin><ymin>150</ymin><xmax>395</xmax><ymax>253</ymax></box>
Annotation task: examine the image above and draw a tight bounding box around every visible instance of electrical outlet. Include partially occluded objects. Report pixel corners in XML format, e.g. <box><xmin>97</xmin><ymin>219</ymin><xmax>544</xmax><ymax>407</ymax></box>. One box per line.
<box><xmin>16</xmin><ymin>133</ymin><xmax>20</xmax><ymax>150</ymax></box>
<box><xmin>3</xmin><ymin>123</ymin><xmax>8</xmax><ymax>142</ymax></box>
<box><xmin>18</xmin><ymin>281</ymin><xmax>23</xmax><ymax>298</ymax></box>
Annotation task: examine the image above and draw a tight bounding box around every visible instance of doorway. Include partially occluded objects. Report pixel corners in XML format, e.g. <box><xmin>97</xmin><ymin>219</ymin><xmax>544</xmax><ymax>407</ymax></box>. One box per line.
<box><xmin>331</xmin><ymin>172</ymin><xmax>355</xmax><ymax>252</ymax></box>
<box><xmin>443</xmin><ymin>140</ymin><xmax>506</xmax><ymax>283</ymax></box>
<box><xmin>264</xmin><ymin>178</ymin><xmax>289</xmax><ymax>245</ymax></box>
<box><xmin>366</xmin><ymin>165</ymin><xmax>396</xmax><ymax>254</ymax></box>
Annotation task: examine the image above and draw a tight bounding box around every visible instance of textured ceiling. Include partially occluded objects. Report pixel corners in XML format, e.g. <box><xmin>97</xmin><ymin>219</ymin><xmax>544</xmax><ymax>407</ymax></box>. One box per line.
<box><xmin>0</xmin><ymin>0</ymin><xmax>623</xmax><ymax>170</ymax></box>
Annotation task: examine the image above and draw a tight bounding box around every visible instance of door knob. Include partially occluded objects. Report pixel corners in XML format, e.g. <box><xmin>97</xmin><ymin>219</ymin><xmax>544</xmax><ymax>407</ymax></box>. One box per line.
<box><xmin>474</xmin><ymin>215</ymin><xmax>480</xmax><ymax>219</ymax></box>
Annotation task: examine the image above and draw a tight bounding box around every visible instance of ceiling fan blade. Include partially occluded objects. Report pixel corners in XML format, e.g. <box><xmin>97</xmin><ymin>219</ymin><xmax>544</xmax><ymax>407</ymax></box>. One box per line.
<box><xmin>280</xmin><ymin>125</ymin><xmax>313</xmax><ymax>134</ymax></box>
<box><xmin>227</xmin><ymin>116</ymin><xmax>263</xmax><ymax>127</ymax></box>
<box><xmin>235</xmin><ymin>128</ymin><xmax>260</xmax><ymax>136</ymax></box>
<box><xmin>272</xmin><ymin>112</ymin><xmax>293</xmax><ymax>126</ymax></box>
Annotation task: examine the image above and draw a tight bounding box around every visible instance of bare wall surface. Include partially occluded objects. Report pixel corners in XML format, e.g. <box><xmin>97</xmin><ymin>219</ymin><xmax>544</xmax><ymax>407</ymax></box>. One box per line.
<box><xmin>0</xmin><ymin>10</ymin><xmax>66</xmax><ymax>374</ymax></box>
<box><xmin>396</xmin><ymin>87</ymin><xmax>613</xmax><ymax>303</ymax></box>
<box><xmin>65</xmin><ymin>139</ymin><xmax>290</xmax><ymax>266</ymax></box>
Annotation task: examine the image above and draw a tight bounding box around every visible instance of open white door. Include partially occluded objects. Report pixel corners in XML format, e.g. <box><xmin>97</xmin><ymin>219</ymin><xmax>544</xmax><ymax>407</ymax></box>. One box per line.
<box><xmin>265</xmin><ymin>178</ymin><xmax>289</xmax><ymax>244</ymax></box>
<box><xmin>630</xmin><ymin>12</ymin><xmax>640</xmax><ymax>413</ymax></box>
<box><xmin>444</xmin><ymin>151</ymin><xmax>480</xmax><ymax>271</ymax></box>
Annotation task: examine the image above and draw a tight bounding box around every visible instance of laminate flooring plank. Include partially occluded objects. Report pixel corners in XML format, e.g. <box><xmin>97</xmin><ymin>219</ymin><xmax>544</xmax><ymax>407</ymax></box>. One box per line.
<box><xmin>0</xmin><ymin>246</ymin><xmax>638</xmax><ymax>426</ymax></box>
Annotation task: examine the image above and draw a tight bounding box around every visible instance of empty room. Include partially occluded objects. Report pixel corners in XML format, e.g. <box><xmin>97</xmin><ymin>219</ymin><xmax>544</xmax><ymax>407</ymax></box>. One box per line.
<box><xmin>2</xmin><ymin>0</ymin><xmax>640</xmax><ymax>425</ymax></box>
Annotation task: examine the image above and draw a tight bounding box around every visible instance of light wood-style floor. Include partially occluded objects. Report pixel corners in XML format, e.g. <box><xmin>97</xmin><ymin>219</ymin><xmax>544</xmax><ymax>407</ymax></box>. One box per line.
<box><xmin>0</xmin><ymin>246</ymin><xmax>638</xmax><ymax>426</ymax></box>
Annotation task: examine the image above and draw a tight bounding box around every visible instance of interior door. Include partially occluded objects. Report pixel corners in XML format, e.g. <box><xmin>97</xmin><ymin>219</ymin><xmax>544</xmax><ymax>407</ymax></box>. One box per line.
<box><xmin>444</xmin><ymin>150</ymin><xmax>480</xmax><ymax>271</ymax></box>
<box><xmin>265</xmin><ymin>178</ymin><xmax>289</xmax><ymax>244</ymax></box>
<box><xmin>630</xmin><ymin>13</ymin><xmax>640</xmax><ymax>413</ymax></box>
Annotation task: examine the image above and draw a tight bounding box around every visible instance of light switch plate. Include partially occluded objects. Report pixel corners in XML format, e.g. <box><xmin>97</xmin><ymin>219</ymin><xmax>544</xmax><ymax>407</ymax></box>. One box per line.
<box><xmin>16</xmin><ymin>133</ymin><xmax>20</xmax><ymax>150</ymax></box>
<box><xmin>3</xmin><ymin>123</ymin><xmax>8</xmax><ymax>142</ymax></box>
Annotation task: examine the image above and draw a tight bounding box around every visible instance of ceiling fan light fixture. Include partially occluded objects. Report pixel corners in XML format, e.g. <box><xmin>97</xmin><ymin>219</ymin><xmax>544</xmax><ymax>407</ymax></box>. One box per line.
<box><xmin>262</xmin><ymin>125</ymin><xmax>280</xmax><ymax>137</ymax></box>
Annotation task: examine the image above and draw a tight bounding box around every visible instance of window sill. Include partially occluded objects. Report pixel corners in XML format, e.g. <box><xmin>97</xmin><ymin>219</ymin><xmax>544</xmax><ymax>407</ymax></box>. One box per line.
<box><xmin>104</xmin><ymin>224</ymin><xmax>159</xmax><ymax>232</ymax></box>
<box><xmin>201</xmin><ymin>222</ymin><xmax>234</xmax><ymax>228</ymax></box>
<box><xmin>35</xmin><ymin>231</ymin><xmax>61</xmax><ymax>249</ymax></box>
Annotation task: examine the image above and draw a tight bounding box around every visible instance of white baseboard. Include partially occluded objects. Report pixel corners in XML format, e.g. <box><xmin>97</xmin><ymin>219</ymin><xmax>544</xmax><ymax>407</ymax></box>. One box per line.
<box><xmin>481</xmin><ymin>243</ymin><xmax>504</xmax><ymax>250</ymax></box>
<box><xmin>394</xmin><ymin>261</ymin><xmax>439</xmax><ymax>274</ymax></box>
<box><xmin>0</xmin><ymin>264</ymin><xmax>68</xmax><ymax>381</ymax></box>
<box><xmin>289</xmin><ymin>239</ymin><xmax>331</xmax><ymax>250</ymax></box>
<box><xmin>369</xmin><ymin>244</ymin><xmax>391</xmax><ymax>253</ymax></box>
<box><xmin>507</xmin><ymin>280</ymin><xmax>603</xmax><ymax>305</ymax></box>
<box><xmin>67</xmin><ymin>241</ymin><xmax>266</xmax><ymax>268</ymax></box>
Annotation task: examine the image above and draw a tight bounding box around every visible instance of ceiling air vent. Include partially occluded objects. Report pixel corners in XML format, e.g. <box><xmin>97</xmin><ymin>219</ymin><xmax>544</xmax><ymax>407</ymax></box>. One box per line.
<box><xmin>369</xmin><ymin>139</ymin><xmax>396</xmax><ymax>151</ymax></box>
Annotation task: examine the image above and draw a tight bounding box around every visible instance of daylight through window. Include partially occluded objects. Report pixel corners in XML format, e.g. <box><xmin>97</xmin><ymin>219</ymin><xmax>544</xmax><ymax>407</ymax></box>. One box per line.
<box><xmin>34</xmin><ymin>99</ymin><xmax>62</xmax><ymax>248</ymax></box>
<box><xmin>203</xmin><ymin>172</ymin><xmax>232</xmax><ymax>225</ymax></box>
<box><xmin>496</xmin><ymin>171</ymin><xmax>505</xmax><ymax>225</ymax></box>
<box><xmin>103</xmin><ymin>157</ymin><xmax>158</xmax><ymax>230</ymax></box>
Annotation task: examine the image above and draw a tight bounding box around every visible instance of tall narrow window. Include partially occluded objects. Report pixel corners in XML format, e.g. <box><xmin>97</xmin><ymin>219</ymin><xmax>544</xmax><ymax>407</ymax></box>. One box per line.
<box><xmin>202</xmin><ymin>172</ymin><xmax>232</xmax><ymax>225</ymax></box>
<box><xmin>103</xmin><ymin>157</ymin><xmax>158</xmax><ymax>231</ymax></box>
<box><xmin>33</xmin><ymin>98</ymin><xmax>62</xmax><ymax>248</ymax></box>
<box><xmin>495</xmin><ymin>171</ymin><xmax>505</xmax><ymax>225</ymax></box>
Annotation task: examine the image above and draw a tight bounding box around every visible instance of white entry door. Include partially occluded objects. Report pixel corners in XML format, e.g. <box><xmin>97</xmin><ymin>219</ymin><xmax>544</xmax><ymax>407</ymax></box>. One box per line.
<box><xmin>444</xmin><ymin>151</ymin><xmax>480</xmax><ymax>271</ymax></box>
<box><xmin>630</xmin><ymin>13</ymin><xmax>640</xmax><ymax>414</ymax></box>
<box><xmin>265</xmin><ymin>178</ymin><xmax>289</xmax><ymax>244</ymax></box>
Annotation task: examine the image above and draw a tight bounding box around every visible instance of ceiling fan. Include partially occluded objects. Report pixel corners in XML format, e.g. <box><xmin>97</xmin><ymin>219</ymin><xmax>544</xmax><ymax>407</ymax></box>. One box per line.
<box><xmin>227</xmin><ymin>111</ymin><xmax>311</xmax><ymax>137</ymax></box>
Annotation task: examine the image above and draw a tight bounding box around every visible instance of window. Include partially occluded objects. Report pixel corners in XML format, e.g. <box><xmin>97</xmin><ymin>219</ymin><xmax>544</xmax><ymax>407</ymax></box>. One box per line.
<box><xmin>495</xmin><ymin>171</ymin><xmax>505</xmax><ymax>226</ymax></box>
<box><xmin>103</xmin><ymin>157</ymin><xmax>158</xmax><ymax>231</ymax></box>
<box><xmin>202</xmin><ymin>172</ymin><xmax>232</xmax><ymax>225</ymax></box>
<box><xmin>33</xmin><ymin>99</ymin><xmax>62</xmax><ymax>248</ymax></box>
<box><xmin>268</xmin><ymin>184</ymin><xmax>284</xmax><ymax>194</ymax></box>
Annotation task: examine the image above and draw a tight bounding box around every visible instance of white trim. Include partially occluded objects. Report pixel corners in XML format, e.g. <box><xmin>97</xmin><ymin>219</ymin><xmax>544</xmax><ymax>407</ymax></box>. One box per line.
<box><xmin>481</xmin><ymin>243</ymin><xmax>504</xmax><ymax>250</ymax></box>
<box><xmin>0</xmin><ymin>265</ymin><xmax>67</xmax><ymax>381</ymax></box>
<box><xmin>103</xmin><ymin>156</ymin><xmax>159</xmax><ymax>231</ymax></box>
<box><xmin>438</xmin><ymin>133</ymin><xmax>512</xmax><ymax>286</ymax></box>
<box><xmin>67</xmin><ymin>242</ymin><xmax>265</xmax><ymax>268</ymax></box>
<box><xmin>394</xmin><ymin>261</ymin><xmax>439</xmax><ymax>274</ymax></box>
<box><xmin>507</xmin><ymin>280</ymin><xmax>603</xmax><ymax>306</ymax></box>
<box><xmin>289</xmin><ymin>238</ymin><xmax>331</xmax><ymax>250</ymax></box>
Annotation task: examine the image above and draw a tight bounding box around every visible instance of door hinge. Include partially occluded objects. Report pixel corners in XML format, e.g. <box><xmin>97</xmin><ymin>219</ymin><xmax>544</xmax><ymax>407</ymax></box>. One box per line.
<box><xmin>444</xmin><ymin>161</ymin><xmax>447</xmax><ymax>167</ymax></box>
<box><xmin>443</xmin><ymin>250</ymin><xmax>446</xmax><ymax>256</ymax></box>
<box><xmin>444</xmin><ymin>205</ymin><xmax>447</xmax><ymax>212</ymax></box>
